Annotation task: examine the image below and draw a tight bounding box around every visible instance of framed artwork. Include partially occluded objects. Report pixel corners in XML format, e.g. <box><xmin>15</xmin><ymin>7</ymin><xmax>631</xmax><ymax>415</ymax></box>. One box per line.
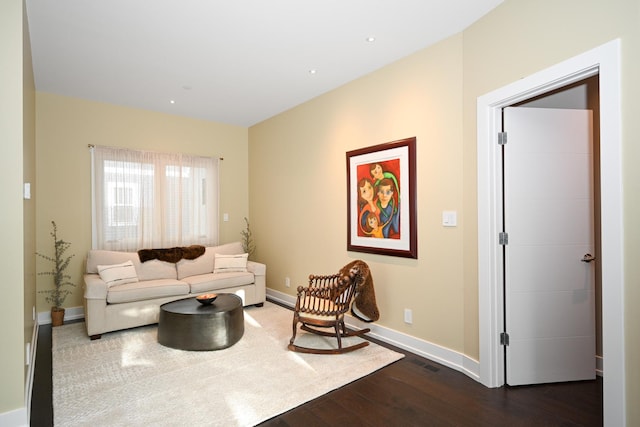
<box><xmin>346</xmin><ymin>137</ymin><xmax>417</xmax><ymax>259</ymax></box>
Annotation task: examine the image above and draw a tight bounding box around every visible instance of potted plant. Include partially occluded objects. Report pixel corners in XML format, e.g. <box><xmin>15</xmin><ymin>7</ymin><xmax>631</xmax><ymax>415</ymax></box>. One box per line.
<box><xmin>241</xmin><ymin>217</ymin><xmax>256</xmax><ymax>259</ymax></box>
<box><xmin>37</xmin><ymin>221</ymin><xmax>75</xmax><ymax>326</ymax></box>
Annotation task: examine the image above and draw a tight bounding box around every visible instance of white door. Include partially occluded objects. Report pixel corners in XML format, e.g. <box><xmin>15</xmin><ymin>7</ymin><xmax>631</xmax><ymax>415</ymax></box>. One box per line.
<box><xmin>503</xmin><ymin>107</ymin><xmax>596</xmax><ymax>386</ymax></box>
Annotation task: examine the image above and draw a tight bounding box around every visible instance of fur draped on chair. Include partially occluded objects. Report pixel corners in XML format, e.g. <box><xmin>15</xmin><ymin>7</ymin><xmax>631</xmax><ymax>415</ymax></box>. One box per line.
<box><xmin>339</xmin><ymin>260</ymin><xmax>380</xmax><ymax>322</ymax></box>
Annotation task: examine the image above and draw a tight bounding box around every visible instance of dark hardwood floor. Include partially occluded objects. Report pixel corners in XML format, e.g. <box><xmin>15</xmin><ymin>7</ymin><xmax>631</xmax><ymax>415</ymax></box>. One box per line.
<box><xmin>258</xmin><ymin>339</ymin><xmax>602</xmax><ymax>427</ymax></box>
<box><xmin>31</xmin><ymin>316</ymin><xmax>602</xmax><ymax>427</ymax></box>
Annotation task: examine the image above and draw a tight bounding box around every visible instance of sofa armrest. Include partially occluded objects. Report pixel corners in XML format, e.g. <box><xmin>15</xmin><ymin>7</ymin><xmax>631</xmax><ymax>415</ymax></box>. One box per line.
<box><xmin>84</xmin><ymin>274</ymin><xmax>108</xmax><ymax>299</ymax></box>
<box><xmin>246</xmin><ymin>260</ymin><xmax>266</xmax><ymax>276</ymax></box>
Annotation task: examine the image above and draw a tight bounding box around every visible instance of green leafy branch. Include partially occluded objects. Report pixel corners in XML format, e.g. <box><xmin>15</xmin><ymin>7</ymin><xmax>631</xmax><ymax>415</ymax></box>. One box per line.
<box><xmin>37</xmin><ymin>221</ymin><xmax>75</xmax><ymax>309</ymax></box>
<box><xmin>241</xmin><ymin>217</ymin><xmax>256</xmax><ymax>259</ymax></box>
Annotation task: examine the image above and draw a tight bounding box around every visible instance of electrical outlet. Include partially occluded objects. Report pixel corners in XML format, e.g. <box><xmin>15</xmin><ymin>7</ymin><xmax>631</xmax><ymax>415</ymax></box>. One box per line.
<box><xmin>404</xmin><ymin>308</ymin><xmax>413</xmax><ymax>324</ymax></box>
<box><xmin>285</xmin><ymin>277</ymin><xmax>290</xmax><ymax>288</ymax></box>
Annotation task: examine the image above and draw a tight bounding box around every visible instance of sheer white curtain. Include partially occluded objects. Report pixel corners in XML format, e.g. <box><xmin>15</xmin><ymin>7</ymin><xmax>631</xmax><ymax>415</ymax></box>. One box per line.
<box><xmin>91</xmin><ymin>145</ymin><xmax>219</xmax><ymax>251</ymax></box>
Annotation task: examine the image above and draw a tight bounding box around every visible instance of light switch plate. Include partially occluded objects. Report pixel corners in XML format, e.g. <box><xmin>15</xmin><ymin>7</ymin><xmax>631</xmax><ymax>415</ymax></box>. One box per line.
<box><xmin>442</xmin><ymin>210</ymin><xmax>457</xmax><ymax>227</ymax></box>
<box><xmin>24</xmin><ymin>183</ymin><xmax>31</xmax><ymax>199</ymax></box>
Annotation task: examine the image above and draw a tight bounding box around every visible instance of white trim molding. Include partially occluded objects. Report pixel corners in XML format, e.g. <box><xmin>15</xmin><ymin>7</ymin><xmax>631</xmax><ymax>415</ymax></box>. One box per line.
<box><xmin>477</xmin><ymin>39</ymin><xmax>624</xmax><ymax>426</ymax></box>
<box><xmin>596</xmin><ymin>355</ymin><xmax>604</xmax><ymax>377</ymax></box>
<box><xmin>267</xmin><ymin>288</ymin><xmax>480</xmax><ymax>381</ymax></box>
<box><xmin>0</xmin><ymin>408</ymin><xmax>28</xmax><ymax>427</ymax></box>
<box><xmin>37</xmin><ymin>306</ymin><xmax>85</xmax><ymax>325</ymax></box>
<box><xmin>1</xmin><ymin>318</ymin><xmax>41</xmax><ymax>426</ymax></box>
<box><xmin>24</xmin><ymin>321</ymin><xmax>38</xmax><ymax>425</ymax></box>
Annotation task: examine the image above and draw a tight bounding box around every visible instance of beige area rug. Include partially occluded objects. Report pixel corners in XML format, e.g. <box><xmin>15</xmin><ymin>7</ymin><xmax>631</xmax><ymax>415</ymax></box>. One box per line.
<box><xmin>53</xmin><ymin>301</ymin><xmax>404</xmax><ymax>426</ymax></box>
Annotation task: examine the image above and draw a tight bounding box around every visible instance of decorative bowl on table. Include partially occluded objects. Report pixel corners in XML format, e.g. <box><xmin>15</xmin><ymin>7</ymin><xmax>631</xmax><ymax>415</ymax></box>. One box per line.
<box><xmin>196</xmin><ymin>293</ymin><xmax>218</xmax><ymax>305</ymax></box>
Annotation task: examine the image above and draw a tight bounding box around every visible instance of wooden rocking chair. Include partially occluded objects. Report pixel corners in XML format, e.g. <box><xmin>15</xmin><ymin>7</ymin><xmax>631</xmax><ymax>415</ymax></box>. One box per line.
<box><xmin>288</xmin><ymin>266</ymin><xmax>370</xmax><ymax>354</ymax></box>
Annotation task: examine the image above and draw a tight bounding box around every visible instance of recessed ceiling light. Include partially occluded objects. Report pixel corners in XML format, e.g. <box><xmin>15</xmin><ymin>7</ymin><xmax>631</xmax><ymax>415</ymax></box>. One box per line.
<box><xmin>309</xmin><ymin>69</ymin><xmax>317</xmax><ymax>75</ymax></box>
<box><xmin>366</xmin><ymin>36</ymin><xmax>376</xmax><ymax>42</ymax></box>
<box><xmin>170</xmin><ymin>100</ymin><xmax>175</xmax><ymax>104</ymax></box>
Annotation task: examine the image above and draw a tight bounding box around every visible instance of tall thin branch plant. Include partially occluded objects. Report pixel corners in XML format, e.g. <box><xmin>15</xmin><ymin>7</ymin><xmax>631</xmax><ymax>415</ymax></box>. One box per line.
<box><xmin>37</xmin><ymin>221</ymin><xmax>75</xmax><ymax>309</ymax></box>
<box><xmin>241</xmin><ymin>217</ymin><xmax>256</xmax><ymax>259</ymax></box>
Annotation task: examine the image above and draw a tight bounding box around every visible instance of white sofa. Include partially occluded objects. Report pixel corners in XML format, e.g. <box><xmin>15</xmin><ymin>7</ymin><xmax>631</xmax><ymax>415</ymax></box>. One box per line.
<box><xmin>83</xmin><ymin>241</ymin><xmax>266</xmax><ymax>339</ymax></box>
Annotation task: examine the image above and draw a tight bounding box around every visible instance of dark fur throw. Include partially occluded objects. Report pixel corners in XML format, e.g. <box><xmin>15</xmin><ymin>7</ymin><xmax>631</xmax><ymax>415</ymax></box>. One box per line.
<box><xmin>339</xmin><ymin>260</ymin><xmax>380</xmax><ymax>322</ymax></box>
<box><xmin>138</xmin><ymin>245</ymin><xmax>206</xmax><ymax>263</ymax></box>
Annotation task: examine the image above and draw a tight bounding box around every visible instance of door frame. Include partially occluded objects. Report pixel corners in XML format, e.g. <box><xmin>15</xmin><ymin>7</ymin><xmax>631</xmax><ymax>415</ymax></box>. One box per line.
<box><xmin>477</xmin><ymin>39</ymin><xmax>624</xmax><ymax>425</ymax></box>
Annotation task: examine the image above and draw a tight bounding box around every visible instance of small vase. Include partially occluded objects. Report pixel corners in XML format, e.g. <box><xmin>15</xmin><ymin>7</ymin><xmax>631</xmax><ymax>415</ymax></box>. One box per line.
<box><xmin>51</xmin><ymin>307</ymin><xmax>65</xmax><ymax>327</ymax></box>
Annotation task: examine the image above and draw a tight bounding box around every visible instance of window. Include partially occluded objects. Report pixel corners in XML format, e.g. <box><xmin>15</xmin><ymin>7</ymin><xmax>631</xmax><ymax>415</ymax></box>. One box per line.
<box><xmin>91</xmin><ymin>145</ymin><xmax>219</xmax><ymax>251</ymax></box>
<box><xmin>107</xmin><ymin>181</ymin><xmax>137</xmax><ymax>226</ymax></box>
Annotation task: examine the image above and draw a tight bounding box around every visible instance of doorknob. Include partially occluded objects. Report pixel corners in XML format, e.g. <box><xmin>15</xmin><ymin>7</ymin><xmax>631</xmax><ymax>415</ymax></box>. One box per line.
<box><xmin>581</xmin><ymin>253</ymin><xmax>596</xmax><ymax>263</ymax></box>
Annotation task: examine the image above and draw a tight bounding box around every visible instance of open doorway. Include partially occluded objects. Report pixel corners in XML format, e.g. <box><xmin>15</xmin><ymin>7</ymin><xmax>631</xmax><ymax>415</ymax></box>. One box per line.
<box><xmin>502</xmin><ymin>75</ymin><xmax>602</xmax><ymax>385</ymax></box>
<box><xmin>476</xmin><ymin>39</ymin><xmax>624</xmax><ymax>425</ymax></box>
<box><xmin>503</xmin><ymin>91</ymin><xmax>597</xmax><ymax>385</ymax></box>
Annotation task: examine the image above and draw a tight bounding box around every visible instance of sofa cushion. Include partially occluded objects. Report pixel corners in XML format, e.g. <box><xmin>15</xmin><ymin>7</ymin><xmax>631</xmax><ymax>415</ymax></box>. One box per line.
<box><xmin>138</xmin><ymin>259</ymin><xmax>178</xmax><ymax>281</ymax></box>
<box><xmin>87</xmin><ymin>250</ymin><xmax>139</xmax><ymax>274</ymax></box>
<box><xmin>176</xmin><ymin>246</ymin><xmax>215</xmax><ymax>280</ymax></box>
<box><xmin>214</xmin><ymin>253</ymin><xmax>248</xmax><ymax>273</ymax></box>
<box><xmin>106</xmin><ymin>279</ymin><xmax>189</xmax><ymax>304</ymax></box>
<box><xmin>87</xmin><ymin>249</ymin><xmax>177</xmax><ymax>281</ymax></box>
<box><xmin>210</xmin><ymin>241</ymin><xmax>244</xmax><ymax>255</ymax></box>
<box><xmin>181</xmin><ymin>272</ymin><xmax>254</xmax><ymax>294</ymax></box>
<box><xmin>175</xmin><ymin>242</ymin><xmax>246</xmax><ymax>279</ymax></box>
<box><xmin>97</xmin><ymin>261</ymin><xmax>139</xmax><ymax>287</ymax></box>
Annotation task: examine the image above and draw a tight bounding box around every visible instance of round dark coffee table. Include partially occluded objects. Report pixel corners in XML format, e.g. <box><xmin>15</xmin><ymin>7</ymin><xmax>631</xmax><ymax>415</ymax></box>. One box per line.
<box><xmin>158</xmin><ymin>294</ymin><xmax>244</xmax><ymax>351</ymax></box>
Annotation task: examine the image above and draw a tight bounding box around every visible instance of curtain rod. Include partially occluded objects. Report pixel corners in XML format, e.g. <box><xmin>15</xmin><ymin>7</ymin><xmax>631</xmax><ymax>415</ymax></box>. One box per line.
<box><xmin>87</xmin><ymin>144</ymin><xmax>223</xmax><ymax>160</ymax></box>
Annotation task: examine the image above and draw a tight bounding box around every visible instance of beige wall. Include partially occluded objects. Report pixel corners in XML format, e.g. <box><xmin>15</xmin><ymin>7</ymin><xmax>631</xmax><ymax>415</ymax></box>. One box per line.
<box><xmin>463</xmin><ymin>0</ymin><xmax>639</xmax><ymax>423</ymax></box>
<box><xmin>0</xmin><ymin>0</ymin><xmax>31</xmax><ymax>417</ymax></box>
<box><xmin>2</xmin><ymin>0</ymin><xmax>635</xmax><ymax>423</ymax></box>
<box><xmin>22</xmin><ymin>0</ymin><xmax>36</xmax><ymax>394</ymax></box>
<box><xmin>35</xmin><ymin>93</ymin><xmax>250</xmax><ymax>310</ymax></box>
<box><xmin>250</xmin><ymin>33</ymin><xmax>467</xmax><ymax>352</ymax></box>
<box><xmin>250</xmin><ymin>0</ymin><xmax>640</xmax><ymax>423</ymax></box>
<box><xmin>621</xmin><ymin>4</ymin><xmax>640</xmax><ymax>425</ymax></box>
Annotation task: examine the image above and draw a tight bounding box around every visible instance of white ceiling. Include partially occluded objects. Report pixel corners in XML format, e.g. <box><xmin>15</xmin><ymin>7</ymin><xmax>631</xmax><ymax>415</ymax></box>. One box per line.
<box><xmin>26</xmin><ymin>0</ymin><xmax>503</xmax><ymax>127</ymax></box>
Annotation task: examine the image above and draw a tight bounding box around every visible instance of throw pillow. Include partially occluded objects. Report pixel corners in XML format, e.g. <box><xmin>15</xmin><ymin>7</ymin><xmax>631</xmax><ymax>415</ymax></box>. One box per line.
<box><xmin>214</xmin><ymin>253</ymin><xmax>248</xmax><ymax>273</ymax></box>
<box><xmin>97</xmin><ymin>260</ymin><xmax>139</xmax><ymax>287</ymax></box>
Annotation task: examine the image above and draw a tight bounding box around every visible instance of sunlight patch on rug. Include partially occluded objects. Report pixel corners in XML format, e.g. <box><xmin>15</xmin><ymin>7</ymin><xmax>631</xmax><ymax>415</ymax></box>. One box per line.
<box><xmin>53</xmin><ymin>301</ymin><xmax>403</xmax><ymax>426</ymax></box>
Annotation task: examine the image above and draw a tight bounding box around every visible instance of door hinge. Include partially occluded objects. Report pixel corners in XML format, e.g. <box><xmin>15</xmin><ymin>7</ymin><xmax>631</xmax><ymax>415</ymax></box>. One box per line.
<box><xmin>500</xmin><ymin>332</ymin><xmax>510</xmax><ymax>346</ymax></box>
<box><xmin>498</xmin><ymin>132</ymin><xmax>507</xmax><ymax>145</ymax></box>
<box><xmin>499</xmin><ymin>232</ymin><xmax>508</xmax><ymax>245</ymax></box>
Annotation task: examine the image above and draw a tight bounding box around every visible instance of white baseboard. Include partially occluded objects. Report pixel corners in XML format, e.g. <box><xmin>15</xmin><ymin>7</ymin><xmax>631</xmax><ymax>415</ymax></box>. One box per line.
<box><xmin>270</xmin><ymin>290</ymin><xmax>607</xmax><ymax>383</ymax></box>
<box><xmin>0</xmin><ymin>320</ymin><xmax>39</xmax><ymax>426</ymax></box>
<box><xmin>34</xmin><ymin>297</ymin><xmax>599</xmax><ymax>383</ymax></box>
<box><xmin>24</xmin><ymin>321</ymin><xmax>38</xmax><ymax>423</ymax></box>
<box><xmin>0</xmin><ymin>407</ymin><xmax>28</xmax><ymax>427</ymax></box>
<box><xmin>265</xmin><ymin>288</ymin><xmax>296</xmax><ymax>308</ymax></box>
<box><xmin>596</xmin><ymin>355</ymin><xmax>603</xmax><ymax>377</ymax></box>
<box><xmin>267</xmin><ymin>288</ymin><xmax>480</xmax><ymax>382</ymax></box>
<box><xmin>37</xmin><ymin>306</ymin><xmax>85</xmax><ymax>325</ymax></box>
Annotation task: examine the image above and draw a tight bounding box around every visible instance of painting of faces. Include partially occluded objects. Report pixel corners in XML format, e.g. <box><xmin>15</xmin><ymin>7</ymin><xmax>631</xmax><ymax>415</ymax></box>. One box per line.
<box><xmin>356</xmin><ymin>159</ymin><xmax>400</xmax><ymax>239</ymax></box>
